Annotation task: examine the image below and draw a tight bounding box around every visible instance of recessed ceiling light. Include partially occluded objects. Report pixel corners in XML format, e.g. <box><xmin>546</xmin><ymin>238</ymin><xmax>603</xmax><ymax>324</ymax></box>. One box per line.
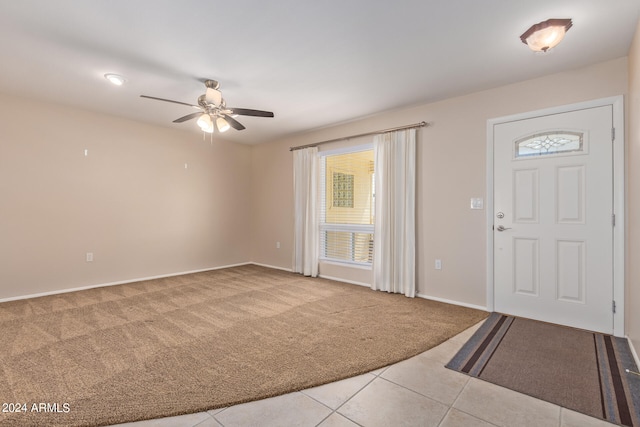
<box><xmin>104</xmin><ymin>73</ymin><xmax>126</xmax><ymax>86</ymax></box>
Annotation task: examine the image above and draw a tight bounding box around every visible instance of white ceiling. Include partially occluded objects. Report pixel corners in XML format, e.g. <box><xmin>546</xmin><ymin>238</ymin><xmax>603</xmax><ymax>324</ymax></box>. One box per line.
<box><xmin>0</xmin><ymin>1</ymin><xmax>638</xmax><ymax>144</ymax></box>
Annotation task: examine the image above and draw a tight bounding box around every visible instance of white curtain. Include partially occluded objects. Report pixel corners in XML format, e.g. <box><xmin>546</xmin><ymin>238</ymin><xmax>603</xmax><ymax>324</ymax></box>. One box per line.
<box><xmin>372</xmin><ymin>129</ymin><xmax>416</xmax><ymax>297</ymax></box>
<box><xmin>293</xmin><ymin>147</ymin><xmax>319</xmax><ymax>277</ymax></box>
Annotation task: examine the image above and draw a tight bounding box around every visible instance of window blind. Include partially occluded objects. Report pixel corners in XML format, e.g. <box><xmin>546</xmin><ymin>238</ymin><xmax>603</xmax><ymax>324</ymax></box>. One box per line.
<box><xmin>319</xmin><ymin>146</ymin><xmax>374</xmax><ymax>265</ymax></box>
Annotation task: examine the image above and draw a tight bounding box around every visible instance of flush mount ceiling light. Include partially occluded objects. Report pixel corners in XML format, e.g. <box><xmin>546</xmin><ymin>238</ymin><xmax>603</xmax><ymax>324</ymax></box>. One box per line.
<box><xmin>520</xmin><ymin>18</ymin><xmax>572</xmax><ymax>52</ymax></box>
<box><xmin>104</xmin><ymin>73</ymin><xmax>126</xmax><ymax>86</ymax></box>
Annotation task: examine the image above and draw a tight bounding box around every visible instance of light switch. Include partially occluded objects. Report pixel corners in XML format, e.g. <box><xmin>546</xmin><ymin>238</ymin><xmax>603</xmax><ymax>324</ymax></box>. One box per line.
<box><xmin>470</xmin><ymin>198</ymin><xmax>484</xmax><ymax>210</ymax></box>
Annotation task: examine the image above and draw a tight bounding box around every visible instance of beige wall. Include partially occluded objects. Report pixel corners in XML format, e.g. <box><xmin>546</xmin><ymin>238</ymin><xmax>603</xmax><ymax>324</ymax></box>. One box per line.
<box><xmin>0</xmin><ymin>93</ymin><xmax>252</xmax><ymax>300</ymax></box>
<box><xmin>250</xmin><ymin>57</ymin><xmax>628</xmax><ymax>309</ymax></box>
<box><xmin>627</xmin><ymin>21</ymin><xmax>640</xmax><ymax>353</ymax></box>
<box><xmin>1</xmin><ymin>53</ymin><xmax>634</xmax><ymax>344</ymax></box>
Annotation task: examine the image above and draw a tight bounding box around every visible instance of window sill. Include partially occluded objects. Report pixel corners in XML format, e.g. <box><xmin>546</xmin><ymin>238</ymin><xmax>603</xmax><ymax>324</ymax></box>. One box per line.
<box><xmin>319</xmin><ymin>259</ymin><xmax>373</xmax><ymax>271</ymax></box>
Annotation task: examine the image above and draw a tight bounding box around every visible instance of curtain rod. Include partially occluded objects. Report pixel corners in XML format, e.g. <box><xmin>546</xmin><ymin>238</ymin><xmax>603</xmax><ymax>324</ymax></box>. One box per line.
<box><xmin>289</xmin><ymin>121</ymin><xmax>428</xmax><ymax>151</ymax></box>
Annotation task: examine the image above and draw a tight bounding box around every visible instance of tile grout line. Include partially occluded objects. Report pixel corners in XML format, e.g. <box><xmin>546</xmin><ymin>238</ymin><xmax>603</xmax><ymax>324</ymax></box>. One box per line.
<box><xmin>447</xmin><ymin>372</ymin><xmax>471</xmax><ymax>408</ymax></box>
<box><xmin>311</xmin><ymin>373</ymin><xmax>379</xmax><ymax>427</ymax></box>
<box><xmin>114</xmin><ymin>325</ymin><xmax>481</xmax><ymax>427</ymax></box>
<box><xmin>211</xmin><ymin>371</ymin><xmax>383</xmax><ymax>427</ymax></box>
<box><xmin>448</xmin><ymin>377</ymin><xmax>567</xmax><ymax>427</ymax></box>
<box><xmin>202</xmin><ymin>331</ymin><xmax>475</xmax><ymax>427</ymax></box>
<box><xmin>313</xmin><ymin>340</ymin><xmax>477</xmax><ymax>427</ymax></box>
<box><xmin>442</xmin><ymin>377</ymin><xmax>502</xmax><ymax>427</ymax></box>
<box><xmin>194</xmin><ymin>412</ymin><xmax>218</xmax><ymax>427</ymax></box>
<box><xmin>374</xmin><ymin>375</ymin><xmax>451</xmax><ymax>407</ymax></box>
<box><xmin>376</xmin><ymin>364</ymin><xmax>467</xmax><ymax>409</ymax></box>
<box><xmin>436</xmin><ymin>407</ymin><xmax>455</xmax><ymax>427</ymax></box>
<box><xmin>558</xmin><ymin>407</ymin><xmax>563</xmax><ymax>427</ymax></box>
<box><xmin>211</xmin><ymin>407</ymin><xmax>229</xmax><ymax>427</ymax></box>
<box><xmin>212</xmin><ymin>409</ymin><xmax>227</xmax><ymax>427</ymax></box>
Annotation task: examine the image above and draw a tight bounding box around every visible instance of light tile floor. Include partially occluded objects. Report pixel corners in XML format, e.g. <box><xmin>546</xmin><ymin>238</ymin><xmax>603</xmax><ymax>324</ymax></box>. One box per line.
<box><xmin>112</xmin><ymin>321</ymin><xmax>617</xmax><ymax>427</ymax></box>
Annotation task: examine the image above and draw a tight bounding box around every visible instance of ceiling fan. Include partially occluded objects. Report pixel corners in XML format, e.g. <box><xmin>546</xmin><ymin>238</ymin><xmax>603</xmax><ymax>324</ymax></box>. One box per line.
<box><xmin>140</xmin><ymin>79</ymin><xmax>274</xmax><ymax>133</ymax></box>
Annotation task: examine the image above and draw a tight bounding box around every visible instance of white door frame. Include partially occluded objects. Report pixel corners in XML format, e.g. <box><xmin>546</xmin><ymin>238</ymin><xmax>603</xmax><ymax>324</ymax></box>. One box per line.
<box><xmin>485</xmin><ymin>96</ymin><xmax>625</xmax><ymax>337</ymax></box>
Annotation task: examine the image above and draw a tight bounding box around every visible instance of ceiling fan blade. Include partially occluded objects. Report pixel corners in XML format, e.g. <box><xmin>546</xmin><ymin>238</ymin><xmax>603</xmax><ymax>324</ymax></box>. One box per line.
<box><xmin>228</xmin><ymin>108</ymin><xmax>274</xmax><ymax>118</ymax></box>
<box><xmin>223</xmin><ymin>114</ymin><xmax>246</xmax><ymax>131</ymax></box>
<box><xmin>173</xmin><ymin>112</ymin><xmax>203</xmax><ymax>123</ymax></box>
<box><xmin>140</xmin><ymin>95</ymin><xmax>201</xmax><ymax>109</ymax></box>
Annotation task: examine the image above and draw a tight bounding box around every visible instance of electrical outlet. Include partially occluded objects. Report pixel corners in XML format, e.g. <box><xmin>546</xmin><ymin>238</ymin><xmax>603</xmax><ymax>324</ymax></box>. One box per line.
<box><xmin>86</xmin><ymin>252</ymin><xmax>94</xmax><ymax>262</ymax></box>
<box><xmin>435</xmin><ymin>259</ymin><xmax>442</xmax><ymax>270</ymax></box>
<box><xmin>276</xmin><ymin>241</ymin><xmax>281</xmax><ymax>249</ymax></box>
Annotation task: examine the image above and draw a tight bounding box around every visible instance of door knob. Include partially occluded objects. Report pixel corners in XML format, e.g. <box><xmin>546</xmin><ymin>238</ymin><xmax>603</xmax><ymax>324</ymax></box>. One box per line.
<box><xmin>496</xmin><ymin>225</ymin><xmax>512</xmax><ymax>232</ymax></box>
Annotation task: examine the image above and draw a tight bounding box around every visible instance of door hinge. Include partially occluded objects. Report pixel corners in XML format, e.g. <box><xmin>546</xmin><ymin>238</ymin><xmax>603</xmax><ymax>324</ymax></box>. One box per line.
<box><xmin>613</xmin><ymin>300</ymin><xmax>617</xmax><ymax>314</ymax></box>
<box><xmin>612</xmin><ymin>127</ymin><xmax>616</xmax><ymax>141</ymax></box>
<box><xmin>612</xmin><ymin>213</ymin><xmax>616</xmax><ymax>227</ymax></box>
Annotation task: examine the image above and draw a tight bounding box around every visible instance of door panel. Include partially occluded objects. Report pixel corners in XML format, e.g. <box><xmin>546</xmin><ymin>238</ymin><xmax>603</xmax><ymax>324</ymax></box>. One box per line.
<box><xmin>494</xmin><ymin>105</ymin><xmax>613</xmax><ymax>334</ymax></box>
<box><xmin>513</xmin><ymin>237</ymin><xmax>539</xmax><ymax>296</ymax></box>
<box><xmin>556</xmin><ymin>166</ymin><xmax>585</xmax><ymax>224</ymax></box>
<box><xmin>513</xmin><ymin>169</ymin><xmax>538</xmax><ymax>222</ymax></box>
<box><xmin>556</xmin><ymin>239</ymin><xmax>585</xmax><ymax>303</ymax></box>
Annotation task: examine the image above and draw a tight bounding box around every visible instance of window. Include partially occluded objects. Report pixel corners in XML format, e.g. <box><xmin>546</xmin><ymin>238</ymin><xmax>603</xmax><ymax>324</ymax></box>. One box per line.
<box><xmin>514</xmin><ymin>131</ymin><xmax>584</xmax><ymax>158</ymax></box>
<box><xmin>319</xmin><ymin>146</ymin><xmax>374</xmax><ymax>266</ymax></box>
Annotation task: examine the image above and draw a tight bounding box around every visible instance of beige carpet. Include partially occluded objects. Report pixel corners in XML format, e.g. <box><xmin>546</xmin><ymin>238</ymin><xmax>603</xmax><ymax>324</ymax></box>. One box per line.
<box><xmin>0</xmin><ymin>264</ymin><xmax>488</xmax><ymax>426</ymax></box>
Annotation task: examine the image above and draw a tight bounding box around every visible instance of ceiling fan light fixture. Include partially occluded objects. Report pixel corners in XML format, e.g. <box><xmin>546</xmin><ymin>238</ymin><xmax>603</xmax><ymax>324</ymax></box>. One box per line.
<box><xmin>140</xmin><ymin>78</ymin><xmax>274</xmax><ymax>135</ymax></box>
<box><xmin>520</xmin><ymin>18</ymin><xmax>572</xmax><ymax>52</ymax></box>
<box><xmin>216</xmin><ymin>117</ymin><xmax>231</xmax><ymax>133</ymax></box>
<box><xmin>104</xmin><ymin>73</ymin><xmax>126</xmax><ymax>86</ymax></box>
<box><xmin>197</xmin><ymin>113</ymin><xmax>213</xmax><ymax>131</ymax></box>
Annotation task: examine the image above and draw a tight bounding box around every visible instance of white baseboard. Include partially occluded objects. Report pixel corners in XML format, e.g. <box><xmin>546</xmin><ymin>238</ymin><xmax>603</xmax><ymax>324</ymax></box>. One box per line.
<box><xmin>250</xmin><ymin>262</ymin><xmax>293</xmax><ymax>272</ymax></box>
<box><xmin>0</xmin><ymin>262</ymin><xmax>252</xmax><ymax>303</ymax></box>
<box><xmin>0</xmin><ymin>262</ymin><xmax>488</xmax><ymax>318</ymax></box>
<box><xmin>627</xmin><ymin>335</ymin><xmax>640</xmax><ymax>369</ymax></box>
<box><xmin>416</xmin><ymin>293</ymin><xmax>488</xmax><ymax>312</ymax></box>
<box><xmin>318</xmin><ymin>274</ymin><xmax>370</xmax><ymax>288</ymax></box>
<box><xmin>316</xmin><ymin>275</ymin><xmax>488</xmax><ymax>311</ymax></box>
<box><xmin>251</xmin><ymin>264</ymin><xmax>369</xmax><ymax>287</ymax></box>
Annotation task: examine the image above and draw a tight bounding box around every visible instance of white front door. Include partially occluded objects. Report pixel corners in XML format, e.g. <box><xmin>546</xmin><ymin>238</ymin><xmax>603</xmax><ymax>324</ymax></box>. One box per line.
<box><xmin>493</xmin><ymin>105</ymin><xmax>614</xmax><ymax>334</ymax></box>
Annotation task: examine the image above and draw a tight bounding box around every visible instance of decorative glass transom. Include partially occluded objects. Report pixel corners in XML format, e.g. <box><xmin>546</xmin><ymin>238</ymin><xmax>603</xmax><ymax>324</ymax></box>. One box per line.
<box><xmin>515</xmin><ymin>131</ymin><xmax>584</xmax><ymax>158</ymax></box>
<box><xmin>332</xmin><ymin>172</ymin><xmax>354</xmax><ymax>208</ymax></box>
